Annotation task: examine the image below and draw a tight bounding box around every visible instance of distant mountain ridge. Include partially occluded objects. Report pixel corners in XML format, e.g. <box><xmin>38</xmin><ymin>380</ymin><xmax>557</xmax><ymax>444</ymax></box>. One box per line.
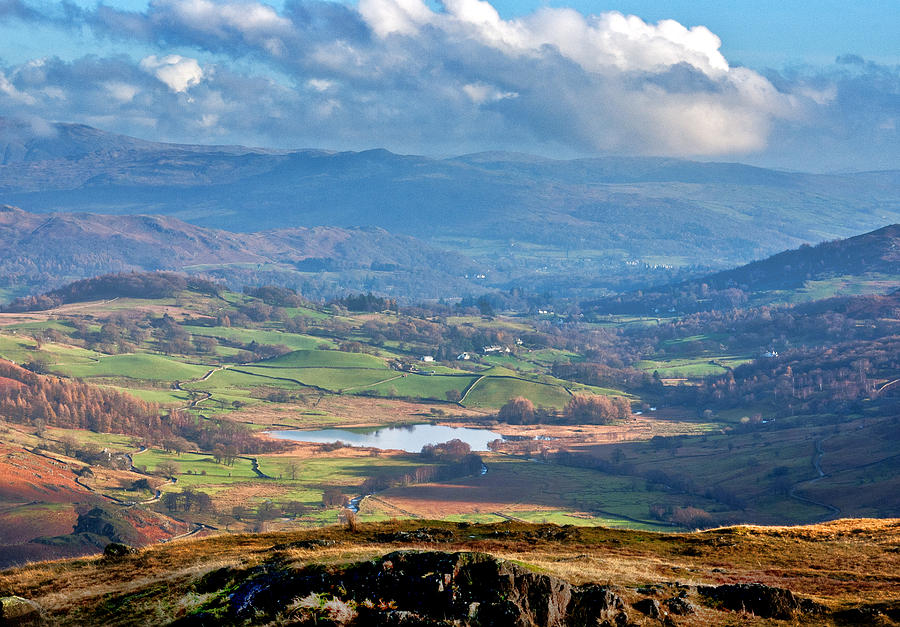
<box><xmin>0</xmin><ymin>206</ymin><xmax>481</xmax><ymax>301</ymax></box>
<box><xmin>2</xmin><ymin>118</ymin><xmax>899</xmax><ymax>272</ymax></box>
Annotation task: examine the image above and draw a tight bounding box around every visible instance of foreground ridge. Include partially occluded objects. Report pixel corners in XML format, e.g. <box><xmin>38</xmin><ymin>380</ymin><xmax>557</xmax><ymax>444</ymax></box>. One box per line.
<box><xmin>1</xmin><ymin>519</ymin><xmax>898</xmax><ymax>625</ymax></box>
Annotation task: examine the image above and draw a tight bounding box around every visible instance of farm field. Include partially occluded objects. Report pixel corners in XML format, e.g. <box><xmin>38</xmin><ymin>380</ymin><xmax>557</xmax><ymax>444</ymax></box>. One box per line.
<box><xmin>53</xmin><ymin>353</ymin><xmax>211</xmax><ymax>382</ymax></box>
<box><xmin>462</xmin><ymin>376</ymin><xmax>573</xmax><ymax>409</ymax></box>
<box><xmin>181</xmin><ymin>325</ymin><xmax>332</xmax><ymax>350</ymax></box>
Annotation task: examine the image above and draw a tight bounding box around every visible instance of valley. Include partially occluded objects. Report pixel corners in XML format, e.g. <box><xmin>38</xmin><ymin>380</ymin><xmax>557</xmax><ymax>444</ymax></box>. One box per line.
<box><xmin>0</xmin><ymin>240</ymin><xmax>895</xmax><ymax>580</ymax></box>
<box><xmin>0</xmin><ymin>121</ymin><xmax>898</xmax><ymax>625</ymax></box>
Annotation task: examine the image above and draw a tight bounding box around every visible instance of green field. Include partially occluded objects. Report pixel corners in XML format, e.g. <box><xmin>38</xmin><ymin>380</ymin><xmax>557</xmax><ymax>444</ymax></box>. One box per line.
<box><xmin>238</xmin><ymin>365</ymin><xmax>394</xmax><ymax>391</ymax></box>
<box><xmin>46</xmin><ymin>427</ymin><xmax>140</xmax><ymax>450</ymax></box>
<box><xmin>0</xmin><ymin>336</ymin><xmax>113</xmax><ymax>369</ymax></box>
<box><xmin>180</xmin><ymin>368</ymin><xmax>307</xmax><ymax>406</ymax></box>
<box><xmin>636</xmin><ymin>358</ymin><xmax>728</xmax><ymax>377</ymax></box>
<box><xmin>462</xmin><ymin>376</ymin><xmax>572</xmax><ymax>409</ymax></box>
<box><xmin>53</xmin><ymin>353</ymin><xmax>212</xmax><ymax>382</ymax></box>
<box><xmin>259</xmin><ymin>349</ymin><xmax>388</xmax><ymax>369</ymax></box>
<box><xmin>182</xmin><ymin>325</ymin><xmax>333</xmax><ymax>351</ymax></box>
<box><xmin>480</xmin><ymin>354</ymin><xmax>540</xmax><ymax>372</ymax></box>
<box><xmin>135</xmin><ymin>450</ymin><xmax>259</xmax><ymax>487</ymax></box>
<box><xmin>761</xmin><ymin>273</ymin><xmax>900</xmax><ymax>305</ymax></box>
<box><xmin>368</xmin><ymin>373</ymin><xmax>478</xmax><ymax>401</ymax></box>
<box><xmin>3</xmin><ymin>320</ymin><xmax>75</xmax><ymax>333</ymax></box>
<box><xmin>101</xmin><ymin>386</ymin><xmax>192</xmax><ymax>405</ymax></box>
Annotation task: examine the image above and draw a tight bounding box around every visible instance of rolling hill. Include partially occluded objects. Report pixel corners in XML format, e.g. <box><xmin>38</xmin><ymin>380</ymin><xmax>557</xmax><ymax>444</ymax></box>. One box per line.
<box><xmin>0</xmin><ymin>206</ymin><xmax>481</xmax><ymax>302</ymax></box>
<box><xmin>588</xmin><ymin>223</ymin><xmax>900</xmax><ymax>314</ymax></box>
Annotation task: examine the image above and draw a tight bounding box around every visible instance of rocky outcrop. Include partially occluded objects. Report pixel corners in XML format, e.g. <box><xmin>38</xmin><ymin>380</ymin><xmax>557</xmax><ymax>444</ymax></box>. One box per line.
<box><xmin>103</xmin><ymin>542</ymin><xmax>137</xmax><ymax>559</ymax></box>
<box><xmin>184</xmin><ymin>551</ymin><xmax>630</xmax><ymax>626</ymax></box>
<box><xmin>174</xmin><ymin>550</ymin><xmax>851</xmax><ymax>626</ymax></box>
<box><xmin>663</xmin><ymin>595</ymin><xmax>695</xmax><ymax>616</ymax></box>
<box><xmin>632</xmin><ymin>598</ymin><xmax>661</xmax><ymax>618</ymax></box>
<box><xmin>0</xmin><ymin>596</ymin><xmax>46</xmax><ymax>626</ymax></box>
<box><xmin>698</xmin><ymin>583</ymin><xmax>826</xmax><ymax>620</ymax></box>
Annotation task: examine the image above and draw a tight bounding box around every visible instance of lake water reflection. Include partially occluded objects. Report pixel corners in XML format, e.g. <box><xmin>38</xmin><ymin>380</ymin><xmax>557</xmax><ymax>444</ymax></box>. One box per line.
<box><xmin>267</xmin><ymin>424</ymin><xmax>503</xmax><ymax>453</ymax></box>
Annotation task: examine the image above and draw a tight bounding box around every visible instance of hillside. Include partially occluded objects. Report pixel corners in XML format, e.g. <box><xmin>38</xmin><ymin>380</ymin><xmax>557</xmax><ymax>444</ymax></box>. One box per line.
<box><xmin>703</xmin><ymin>223</ymin><xmax>900</xmax><ymax>292</ymax></box>
<box><xmin>2</xmin><ymin>118</ymin><xmax>899</xmax><ymax>276</ymax></box>
<box><xmin>0</xmin><ymin>206</ymin><xmax>481</xmax><ymax>302</ymax></box>
<box><xmin>0</xmin><ymin>519</ymin><xmax>898</xmax><ymax>625</ymax></box>
<box><xmin>588</xmin><ymin>223</ymin><xmax>900</xmax><ymax>314</ymax></box>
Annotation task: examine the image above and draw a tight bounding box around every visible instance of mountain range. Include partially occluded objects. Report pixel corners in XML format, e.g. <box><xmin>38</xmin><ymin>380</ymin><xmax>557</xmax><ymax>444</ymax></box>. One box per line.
<box><xmin>2</xmin><ymin>117</ymin><xmax>899</xmax><ymax>276</ymax></box>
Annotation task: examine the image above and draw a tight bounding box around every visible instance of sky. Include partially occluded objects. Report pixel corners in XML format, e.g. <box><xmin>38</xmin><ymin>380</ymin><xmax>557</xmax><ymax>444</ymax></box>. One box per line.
<box><xmin>0</xmin><ymin>0</ymin><xmax>897</xmax><ymax>171</ymax></box>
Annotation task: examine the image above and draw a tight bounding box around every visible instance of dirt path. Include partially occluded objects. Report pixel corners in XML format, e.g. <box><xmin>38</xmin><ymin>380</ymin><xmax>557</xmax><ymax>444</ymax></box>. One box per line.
<box><xmin>788</xmin><ymin>435</ymin><xmax>841</xmax><ymax>520</ymax></box>
<box><xmin>199</xmin><ymin>365</ymin><xmax>229</xmax><ymax>381</ymax></box>
<box><xmin>492</xmin><ymin>511</ymin><xmax>529</xmax><ymax>523</ymax></box>
<box><xmin>458</xmin><ymin>375</ymin><xmax>486</xmax><ymax>405</ymax></box>
<box><xmin>164</xmin><ymin>522</ymin><xmax>219</xmax><ymax>543</ymax></box>
<box><xmin>341</xmin><ymin>374</ymin><xmax>404</xmax><ymax>393</ymax></box>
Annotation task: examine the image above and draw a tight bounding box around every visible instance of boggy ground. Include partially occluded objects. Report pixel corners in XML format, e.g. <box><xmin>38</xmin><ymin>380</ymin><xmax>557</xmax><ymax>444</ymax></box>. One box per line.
<box><xmin>0</xmin><ymin>518</ymin><xmax>898</xmax><ymax>625</ymax></box>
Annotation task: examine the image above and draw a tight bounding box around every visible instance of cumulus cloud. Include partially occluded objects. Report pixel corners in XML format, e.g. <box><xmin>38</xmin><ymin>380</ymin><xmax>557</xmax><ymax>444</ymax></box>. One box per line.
<box><xmin>139</xmin><ymin>54</ymin><xmax>204</xmax><ymax>92</ymax></box>
<box><xmin>0</xmin><ymin>0</ymin><xmax>895</xmax><ymax>166</ymax></box>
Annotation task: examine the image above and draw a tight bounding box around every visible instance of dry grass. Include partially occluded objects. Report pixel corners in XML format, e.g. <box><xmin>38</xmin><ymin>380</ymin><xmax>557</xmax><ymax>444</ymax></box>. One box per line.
<box><xmin>1</xmin><ymin>517</ymin><xmax>898</xmax><ymax>625</ymax></box>
<box><xmin>482</xmin><ymin>416</ymin><xmax>713</xmax><ymax>455</ymax></box>
<box><xmin>234</xmin><ymin>394</ymin><xmax>488</xmax><ymax>429</ymax></box>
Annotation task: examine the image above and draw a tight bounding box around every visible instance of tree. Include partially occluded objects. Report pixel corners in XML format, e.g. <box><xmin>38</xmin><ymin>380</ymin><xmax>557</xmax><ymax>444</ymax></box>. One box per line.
<box><xmin>256</xmin><ymin>501</ymin><xmax>280</xmax><ymax>522</ymax></box>
<box><xmin>161</xmin><ymin>491</ymin><xmax>180</xmax><ymax>512</ymax></box>
<box><xmin>498</xmin><ymin>397</ymin><xmax>535</xmax><ymax>424</ymax></box>
<box><xmin>157</xmin><ymin>461</ymin><xmax>179</xmax><ymax>478</ymax></box>
<box><xmin>322</xmin><ymin>487</ymin><xmax>347</xmax><ymax>508</ymax></box>
<box><xmin>563</xmin><ymin>394</ymin><xmax>630</xmax><ymax>425</ymax></box>
<box><xmin>283</xmin><ymin>501</ymin><xmax>307</xmax><ymax>518</ymax></box>
<box><xmin>339</xmin><ymin>508</ymin><xmax>360</xmax><ymax>532</ymax></box>
<box><xmin>285</xmin><ymin>459</ymin><xmax>300</xmax><ymax>480</ymax></box>
<box><xmin>59</xmin><ymin>435</ymin><xmax>78</xmax><ymax>457</ymax></box>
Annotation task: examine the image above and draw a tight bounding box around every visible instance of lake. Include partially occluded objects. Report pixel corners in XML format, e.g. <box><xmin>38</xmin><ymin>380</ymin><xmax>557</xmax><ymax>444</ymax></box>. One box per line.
<box><xmin>267</xmin><ymin>423</ymin><xmax>503</xmax><ymax>453</ymax></box>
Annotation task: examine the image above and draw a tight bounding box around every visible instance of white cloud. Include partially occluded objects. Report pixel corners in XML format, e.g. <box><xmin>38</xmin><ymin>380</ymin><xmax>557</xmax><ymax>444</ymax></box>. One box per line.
<box><xmin>0</xmin><ymin>70</ymin><xmax>36</xmax><ymax>104</ymax></box>
<box><xmin>104</xmin><ymin>81</ymin><xmax>140</xmax><ymax>103</ymax></box>
<box><xmin>340</xmin><ymin>0</ymin><xmax>789</xmax><ymax>154</ymax></box>
<box><xmin>307</xmin><ymin>78</ymin><xmax>335</xmax><ymax>92</ymax></box>
<box><xmin>5</xmin><ymin>0</ymin><xmax>897</xmax><ymax>167</ymax></box>
<box><xmin>358</xmin><ymin>0</ymin><xmax>434</xmax><ymax>38</ymax></box>
<box><xmin>462</xmin><ymin>82</ymin><xmax>517</xmax><ymax>104</ymax></box>
<box><xmin>140</xmin><ymin>54</ymin><xmax>204</xmax><ymax>92</ymax></box>
<box><xmin>149</xmin><ymin>0</ymin><xmax>292</xmax><ymax>55</ymax></box>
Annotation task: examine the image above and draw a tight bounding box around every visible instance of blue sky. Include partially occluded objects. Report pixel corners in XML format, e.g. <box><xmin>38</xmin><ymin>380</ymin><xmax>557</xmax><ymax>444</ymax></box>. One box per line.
<box><xmin>0</xmin><ymin>0</ymin><xmax>897</xmax><ymax>171</ymax></box>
